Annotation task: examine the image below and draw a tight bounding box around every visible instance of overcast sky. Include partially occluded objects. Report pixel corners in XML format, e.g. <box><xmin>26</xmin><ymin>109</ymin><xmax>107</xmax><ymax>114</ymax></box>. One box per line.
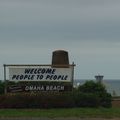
<box><xmin>0</xmin><ymin>0</ymin><xmax>120</xmax><ymax>80</ymax></box>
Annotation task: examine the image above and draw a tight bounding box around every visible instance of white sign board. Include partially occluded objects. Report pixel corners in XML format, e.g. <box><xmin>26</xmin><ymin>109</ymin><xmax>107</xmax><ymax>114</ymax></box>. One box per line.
<box><xmin>9</xmin><ymin>67</ymin><xmax>73</xmax><ymax>82</ymax></box>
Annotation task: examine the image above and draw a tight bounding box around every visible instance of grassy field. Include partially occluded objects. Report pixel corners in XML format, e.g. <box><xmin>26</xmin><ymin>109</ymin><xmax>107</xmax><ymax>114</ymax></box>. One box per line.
<box><xmin>0</xmin><ymin>108</ymin><xmax>120</xmax><ymax>118</ymax></box>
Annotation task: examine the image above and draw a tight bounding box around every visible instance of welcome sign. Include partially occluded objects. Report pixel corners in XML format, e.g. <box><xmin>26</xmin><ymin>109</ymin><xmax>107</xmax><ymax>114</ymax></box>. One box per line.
<box><xmin>9</xmin><ymin>67</ymin><xmax>73</xmax><ymax>82</ymax></box>
<box><xmin>4</xmin><ymin>50</ymin><xmax>75</xmax><ymax>93</ymax></box>
<box><xmin>7</xmin><ymin>84</ymin><xmax>73</xmax><ymax>93</ymax></box>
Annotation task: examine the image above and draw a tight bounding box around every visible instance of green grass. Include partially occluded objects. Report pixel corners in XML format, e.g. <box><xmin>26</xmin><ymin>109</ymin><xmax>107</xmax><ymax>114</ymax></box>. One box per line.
<box><xmin>0</xmin><ymin>108</ymin><xmax>120</xmax><ymax>118</ymax></box>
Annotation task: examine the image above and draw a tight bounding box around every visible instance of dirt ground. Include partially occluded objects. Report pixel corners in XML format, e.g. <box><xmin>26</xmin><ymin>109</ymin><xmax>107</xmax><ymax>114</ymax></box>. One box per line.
<box><xmin>112</xmin><ymin>99</ymin><xmax>120</xmax><ymax>107</ymax></box>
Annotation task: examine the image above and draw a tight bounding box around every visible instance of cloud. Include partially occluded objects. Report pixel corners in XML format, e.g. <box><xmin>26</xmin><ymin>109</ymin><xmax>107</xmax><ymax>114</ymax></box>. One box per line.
<box><xmin>1</xmin><ymin>0</ymin><xmax>120</xmax><ymax>43</ymax></box>
<box><xmin>1</xmin><ymin>0</ymin><xmax>120</xmax><ymax>24</ymax></box>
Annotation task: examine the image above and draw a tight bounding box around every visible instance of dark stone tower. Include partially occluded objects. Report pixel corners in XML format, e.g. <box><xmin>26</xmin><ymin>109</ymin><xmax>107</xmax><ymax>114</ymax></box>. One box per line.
<box><xmin>52</xmin><ymin>50</ymin><xmax>69</xmax><ymax>68</ymax></box>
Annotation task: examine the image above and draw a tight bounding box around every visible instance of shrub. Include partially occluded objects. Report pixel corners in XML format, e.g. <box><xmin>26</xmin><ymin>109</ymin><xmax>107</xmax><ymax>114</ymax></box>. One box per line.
<box><xmin>78</xmin><ymin>80</ymin><xmax>107</xmax><ymax>94</ymax></box>
<box><xmin>0</xmin><ymin>92</ymin><xmax>75</xmax><ymax>108</ymax></box>
<box><xmin>73</xmin><ymin>92</ymin><xmax>100</xmax><ymax>107</ymax></box>
<box><xmin>0</xmin><ymin>81</ymin><xmax>5</xmax><ymax>94</ymax></box>
<box><xmin>0</xmin><ymin>80</ymin><xmax>112</xmax><ymax>108</ymax></box>
<box><xmin>76</xmin><ymin>80</ymin><xmax>112</xmax><ymax>108</ymax></box>
<box><xmin>99</xmin><ymin>93</ymin><xmax>112</xmax><ymax>108</ymax></box>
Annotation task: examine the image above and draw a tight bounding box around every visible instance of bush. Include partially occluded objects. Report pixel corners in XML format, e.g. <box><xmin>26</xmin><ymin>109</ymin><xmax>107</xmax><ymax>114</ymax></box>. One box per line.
<box><xmin>0</xmin><ymin>81</ymin><xmax>5</xmax><ymax>94</ymax></box>
<box><xmin>0</xmin><ymin>80</ymin><xmax>112</xmax><ymax>108</ymax></box>
<box><xmin>76</xmin><ymin>80</ymin><xmax>112</xmax><ymax>108</ymax></box>
<box><xmin>0</xmin><ymin>92</ymin><xmax>75</xmax><ymax>108</ymax></box>
<box><xmin>73</xmin><ymin>92</ymin><xmax>100</xmax><ymax>107</ymax></box>
<box><xmin>99</xmin><ymin>93</ymin><xmax>112</xmax><ymax>108</ymax></box>
<box><xmin>78</xmin><ymin>80</ymin><xmax>107</xmax><ymax>94</ymax></box>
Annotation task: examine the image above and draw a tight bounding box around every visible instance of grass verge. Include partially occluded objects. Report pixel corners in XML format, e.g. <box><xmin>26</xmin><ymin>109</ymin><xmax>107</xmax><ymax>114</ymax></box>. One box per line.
<box><xmin>0</xmin><ymin>108</ymin><xmax>120</xmax><ymax>118</ymax></box>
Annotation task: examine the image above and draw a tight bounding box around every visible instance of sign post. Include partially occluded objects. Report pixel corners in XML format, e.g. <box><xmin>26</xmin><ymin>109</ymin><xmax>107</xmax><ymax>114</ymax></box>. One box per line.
<box><xmin>3</xmin><ymin>64</ymin><xmax>7</xmax><ymax>94</ymax></box>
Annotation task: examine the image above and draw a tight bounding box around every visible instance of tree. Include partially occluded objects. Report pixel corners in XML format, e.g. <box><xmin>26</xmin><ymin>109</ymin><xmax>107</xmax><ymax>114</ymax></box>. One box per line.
<box><xmin>76</xmin><ymin>80</ymin><xmax>112</xmax><ymax>108</ymax></box>
<box><xmin>78</xmin><ymin>80</ymin><xmax>107</xmax><ymax>94</ymax></box>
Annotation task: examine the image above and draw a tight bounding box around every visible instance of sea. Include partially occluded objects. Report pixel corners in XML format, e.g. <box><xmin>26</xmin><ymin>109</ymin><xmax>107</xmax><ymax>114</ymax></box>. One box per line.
<box><xmin>74</xmin><ymin>79</ymin><xmax>120</xmax><ymax>96</ymax></box>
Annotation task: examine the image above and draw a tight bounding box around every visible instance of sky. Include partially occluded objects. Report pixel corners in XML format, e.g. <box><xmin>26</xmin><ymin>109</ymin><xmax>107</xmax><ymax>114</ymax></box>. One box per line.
<box><xmin>0</xmin><ymin>0</ymin><xmax>120</xmax><ymax>80</ymax></box>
